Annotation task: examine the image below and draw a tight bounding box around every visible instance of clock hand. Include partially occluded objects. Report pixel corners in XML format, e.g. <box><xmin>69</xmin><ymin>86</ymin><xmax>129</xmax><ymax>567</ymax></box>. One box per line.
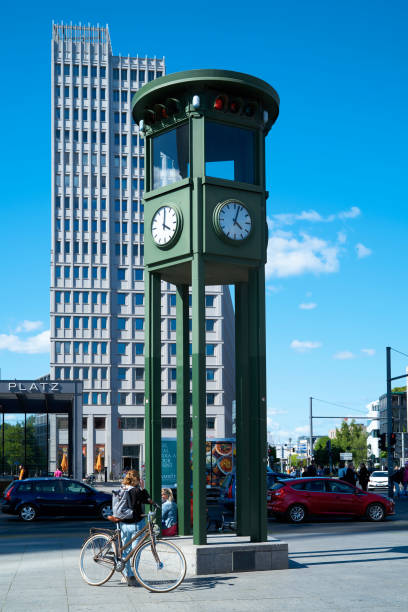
<box><xmin>163</xmin><ymin>224</ymin><xmax>170</xmax><ymax>230</ymax></box>
<box><xmin>235</xmin><ymin>221</ymin><xmax>243</xmax><ymax>230</ymax></box>
<box><xmin>162</xmin><ymin>208</ymin><xmax>167</xmax><ymax>229</ymax></box>
<box><xmin>233</xmin><ymin>205</ymin><xmax>240</xmax><ymax>225</ymax></box>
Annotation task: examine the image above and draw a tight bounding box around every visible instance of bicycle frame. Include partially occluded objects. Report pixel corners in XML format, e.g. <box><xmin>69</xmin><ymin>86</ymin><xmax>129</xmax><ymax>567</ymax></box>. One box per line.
<box><xmin>90</xmin><ymin>511</ymin><xmax>159</xmax><ymax>568</ymax></box>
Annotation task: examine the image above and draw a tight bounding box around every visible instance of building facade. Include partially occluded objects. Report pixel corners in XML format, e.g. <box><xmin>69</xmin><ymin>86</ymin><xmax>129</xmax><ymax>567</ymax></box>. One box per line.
<box><xmin>50</xmin><ymin>23</ymin><xmax>235</xmax><ymax>479</ymax></box>
<box><xmin>365</xmin><ymin>400</ymin><xmax>380</xmax><ymax>461</ymax></box>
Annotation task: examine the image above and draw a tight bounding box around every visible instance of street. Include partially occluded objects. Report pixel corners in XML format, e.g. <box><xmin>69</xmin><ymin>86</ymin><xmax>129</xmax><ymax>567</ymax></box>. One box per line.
<box><xmin>1</xmin><ymin>497</ymin><xmax>408</xmax><ymax>611</ymax></box>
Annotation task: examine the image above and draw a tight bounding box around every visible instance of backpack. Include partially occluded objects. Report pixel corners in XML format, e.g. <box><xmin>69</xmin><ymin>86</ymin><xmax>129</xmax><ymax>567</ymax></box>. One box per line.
<box><xmin>112</xmin><ymin>486</ymin><xmax>134</xmax><ymax>520</ymax></box>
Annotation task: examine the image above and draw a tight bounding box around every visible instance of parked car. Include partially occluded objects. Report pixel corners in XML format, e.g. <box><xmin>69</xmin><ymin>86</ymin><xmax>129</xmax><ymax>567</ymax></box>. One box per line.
<box><xmin>1</xmin><ymin>477</ymin><xmax>112</xmax><ymax>522</ymax></box>
<box><xmin>368</xmin><ymin>471</ymin><xmax>389</xmax><ymax>490</ymax></box>
<box><xmin>267</xmin><ymin>477</ymin><xmax>394</xmax><ymax>523</ymax></box>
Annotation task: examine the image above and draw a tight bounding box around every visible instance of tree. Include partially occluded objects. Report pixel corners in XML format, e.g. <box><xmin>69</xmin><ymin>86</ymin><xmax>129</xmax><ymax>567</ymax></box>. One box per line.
<box><xmin>313</xmin><ymin>436</ymin><xmax>341</xmax><ymax>466</ymax></box>
<box><xmin>332</xmin><ymin>420</ymin><xmax>368</xmax><ymax>466</ymax></box>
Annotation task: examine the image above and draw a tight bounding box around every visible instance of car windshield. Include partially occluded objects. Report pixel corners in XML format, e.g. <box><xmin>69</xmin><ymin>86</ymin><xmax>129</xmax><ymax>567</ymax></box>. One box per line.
<box><xmin>371</xmin><ymin>472</ymin><xmax>388</xmax><ymax>477</ymax></box>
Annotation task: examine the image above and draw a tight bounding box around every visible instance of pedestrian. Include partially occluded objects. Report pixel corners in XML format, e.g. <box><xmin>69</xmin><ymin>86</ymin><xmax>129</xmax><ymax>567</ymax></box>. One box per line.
<box><xmin>107</xmin><ymin>471</ymin><xmax>154</xmax><ymax>586</ymax></box>
<box><xmin>161</xmin><ymin>488</ymin><xmax>178</xmax><ymax>536</ymax></box>
<box><xmin>54</xmin><ymin>466</ymin><xmax>63</xmax><ymax>477</ymax></box>
<box><xmin>402</xmin><ymin>462</ymin><xmax>408</xmax><ymax>496</ymax></box>
<box><xmin>390</xmin><ymin>465</ymin><xmax>403</xmax><ymax>498</ymax></box>
<box><xmin>323</xmin><ymin>466</ymin><xmax>331</xmax><ymax>476</ymax></box>
<box><xmin>357</xmin><ymin>463</ymin><xmax>370</xmax><ymax>491</ymax></box>
<box><xmin>18</xmin><ymin>465</ymin><xmax>27</xmax><ymax>480</ymax></box>
<box><xmin>342</xmin><ymin>462</ymin><xmax>357</xmax><ymax>486</ymax></box>
<box><xmin>317</xmin><ymin>465</ymin><xmax>324</xmax><ymax>476</ymax></box>
<box><xmin>337</xmin><ymin>462</ymin><xmax>346</xmax><ymax>479</ymax></box>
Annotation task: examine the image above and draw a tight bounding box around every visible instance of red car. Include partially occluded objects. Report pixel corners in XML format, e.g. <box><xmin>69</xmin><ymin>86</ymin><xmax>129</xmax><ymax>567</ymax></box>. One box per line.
<box><xmin>267</xmin><ymin>477</ymin><xmax>394</xmax><ymax>523</ymax></box>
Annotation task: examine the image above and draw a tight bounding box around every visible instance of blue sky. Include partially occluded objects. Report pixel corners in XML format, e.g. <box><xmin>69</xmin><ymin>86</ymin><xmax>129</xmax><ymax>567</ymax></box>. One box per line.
<box><xmin>0</xmin><ymin>1</ymin><xmax>407</xmax><ymax>441</ymax></box>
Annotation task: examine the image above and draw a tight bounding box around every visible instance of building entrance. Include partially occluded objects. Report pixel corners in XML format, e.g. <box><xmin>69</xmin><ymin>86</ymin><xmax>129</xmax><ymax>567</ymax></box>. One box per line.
<box><xmin>0</xmin><ymin>381</ymin><xmax>82</xmax><ymax>479</ymax></box>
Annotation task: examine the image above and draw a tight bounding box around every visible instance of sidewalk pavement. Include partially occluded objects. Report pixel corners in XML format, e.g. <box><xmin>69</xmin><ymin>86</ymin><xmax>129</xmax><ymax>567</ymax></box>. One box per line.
<box><xmin>1</xmin><ymin>501</ymin><xmax>408</xmax><ymax>611</ymax></box>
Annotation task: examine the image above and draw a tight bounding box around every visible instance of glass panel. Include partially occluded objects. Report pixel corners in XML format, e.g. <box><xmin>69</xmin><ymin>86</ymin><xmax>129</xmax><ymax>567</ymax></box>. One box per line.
<box><xmin>49</xmin><ymin>414</ymin><xmax>69</xmax><ymax>475</ymax></box>
<box><xmin>3</xmin><ymin>414</ymin><xmax>25</xmax><ymax>477</ymax></box>
<box><xmin>122</xmin><ymin>444</ymin><xmax>140</xmax><ymax>472</ymax></box>
<box><xmin>26</xmin><ymin>414</ymin><xmax>48</xmax><ymax>477</ymax></box>
<box><xmin>205</xmin><ymin>121</ymin><xmax>255</xmax><ymax>184</ymax></box>
<box><xmin>152</xmin><ymin>124</ymin><xmax>189</xmax><ymax>189</ymax></box>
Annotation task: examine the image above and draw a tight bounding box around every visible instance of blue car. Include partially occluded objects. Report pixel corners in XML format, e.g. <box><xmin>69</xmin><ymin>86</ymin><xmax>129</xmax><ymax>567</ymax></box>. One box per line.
<box><xmin>1</xmin><ymin>477</ymin><xmax>112</xmax><ymax>522</ymax></box>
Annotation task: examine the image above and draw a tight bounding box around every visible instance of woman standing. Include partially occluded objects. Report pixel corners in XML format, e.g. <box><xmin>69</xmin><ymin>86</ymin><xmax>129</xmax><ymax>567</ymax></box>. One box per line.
<box><xmin>161</xmin><ymin>488</ymin><xmax>178</xmax><ymax>536</ymax></box>
<box><xmin>108</xmin><ymin>471</ymin><xmax>153</xmax><ymax>586</ymax></box>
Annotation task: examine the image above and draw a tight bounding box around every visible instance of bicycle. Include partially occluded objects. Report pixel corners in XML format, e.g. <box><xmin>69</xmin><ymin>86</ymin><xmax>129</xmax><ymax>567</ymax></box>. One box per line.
<box><xmin>79</xmin><ymin>505</ymin><xmax>186</xmax><ymax>593</ymax></box>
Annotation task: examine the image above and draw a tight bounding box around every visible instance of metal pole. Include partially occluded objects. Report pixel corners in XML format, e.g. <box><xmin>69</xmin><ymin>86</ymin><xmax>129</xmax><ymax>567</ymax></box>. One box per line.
<box><xmin>309</xmin><ymin>397</ymin><xmax>313</xmax><ymax>464</ymax></box>
<box><xmin>386</xmin><ymin>347</ymin><xmax>393</xmax><ymax>498</ymax></box>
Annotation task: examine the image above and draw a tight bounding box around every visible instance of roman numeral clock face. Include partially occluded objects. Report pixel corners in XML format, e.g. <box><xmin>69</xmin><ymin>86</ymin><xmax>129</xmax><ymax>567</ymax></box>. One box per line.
<box><xmin>151</xmin><ymin>205</ymin><xmax>181</xmax><ymax>248</ymax></box>
<box><xmin>215</xmin><ymin>201</ymin><xmax>252</xmax><ymax>242</ymax></box>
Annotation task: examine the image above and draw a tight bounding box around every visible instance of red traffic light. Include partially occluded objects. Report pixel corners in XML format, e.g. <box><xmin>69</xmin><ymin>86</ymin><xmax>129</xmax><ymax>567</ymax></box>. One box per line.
<box><xmin>229</xmin><ymin>99</ymin><xmax>241</xmax><ymax>114</ymax></box>
<box><xmin>214</xmin><ymin>95</ymin><xmax>227</xmax><ymax>111</ymax></box>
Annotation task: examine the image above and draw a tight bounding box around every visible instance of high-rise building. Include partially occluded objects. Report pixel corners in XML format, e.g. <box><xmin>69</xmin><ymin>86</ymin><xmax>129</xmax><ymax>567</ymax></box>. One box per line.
<box><xmin>50</xmin><ymin>23</ymin><xmax>235</xmax><ymax>478</ymax></box>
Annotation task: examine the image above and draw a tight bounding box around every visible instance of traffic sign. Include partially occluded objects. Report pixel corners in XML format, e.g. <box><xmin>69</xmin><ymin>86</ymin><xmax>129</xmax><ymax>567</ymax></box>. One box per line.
<box><xmin>340</xmin><ymin>452</ymin><xmax>353</xmax><ymax>460</ymax></box>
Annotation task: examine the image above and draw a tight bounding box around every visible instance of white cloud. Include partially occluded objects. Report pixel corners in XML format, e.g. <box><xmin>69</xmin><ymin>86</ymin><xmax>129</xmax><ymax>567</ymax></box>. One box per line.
<box><xmin>271</xmin><ymin>206</ymin><xmax>361</xmax><ymax>228</ymax></box>
<box><xmin>268</xmin><ymin>409</ymin><xmax>288</xmax><ymax>416</ymax></box>
<box><xmin>361</xmin><ymin>348</ymin><xmax>376</xmax><ymax>356</ymax></box>
<box><xmin>356</xmin><ymin>243</ymin><xmax>372</xmax><ymax>259</ymax></box>
<box><xmin>15</xmin><ymin>320</ymin><xmax>43</xmax><ymax>333</ymax></box>
<box><xmin>299</xmin><ymin>302</ymin><xmax>317</xmax><ymax>310</ymax></box>
<box><xmin>0</xmin><ymin>330</ymin><xmax>50</xmax><ymax>354</ymax></box>
<box><xmin>294</xmin><ymin>425</ymin><xmax>310</xmax><ymax>435</ymax></box>
<box><xmin>337</xmin><ymin>231</ymin><xmax>347</xmax><ymax>244</ymax></box>
<box><xmin>333</xmin><ymin>351</ymin><xmax>355</xmax><ymax>360</ymax></box>
<box><xmin>266</xmin><ymin>284</ymin><xmax>282</xmax><ymax>294</ymax></box>
<box><xmin>266</xmin><ymin>231</ymin><xmax>340</xmax><ymax>278</ymax></box>
<box><xmin>339</xmin><ymin>206</ymin><xmax>361</xmax><ymax>219</ymax></box>
<box><xmin>290</xmin><ymin>340</ymin><xmax>322</xmax><ymax>353</ymax></box>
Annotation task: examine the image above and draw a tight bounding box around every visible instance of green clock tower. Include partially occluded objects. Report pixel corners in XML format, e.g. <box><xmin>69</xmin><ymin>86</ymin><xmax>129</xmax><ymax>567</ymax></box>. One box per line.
<box><xmin>132</xmin><ymin>70</ymin><xmax>279</xmax><ymax>545</ymax></box>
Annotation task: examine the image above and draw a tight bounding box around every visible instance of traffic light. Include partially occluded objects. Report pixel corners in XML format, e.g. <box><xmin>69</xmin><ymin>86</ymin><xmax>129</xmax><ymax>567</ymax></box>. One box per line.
<box><xmin>143</xmin><ymin>98</ymin><xmax>182</xmax><ymax>126</ymax></box>
<box><xmin>390</xmin><ymin>433</ymin><xmax>396</xmax><ymax>449</ymax></box>
<box><xmin>213</xmin><ymin>94</ymin><xmax>258</xmax><ymax>118</ymax></box>
<box><xmin>379</xmin><ymin>433</ymin><xmax>387</xmax><ymax>451</ymax></box>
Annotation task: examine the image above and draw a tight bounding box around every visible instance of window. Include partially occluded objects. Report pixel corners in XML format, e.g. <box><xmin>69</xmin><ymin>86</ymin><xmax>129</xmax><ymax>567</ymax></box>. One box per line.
<box><xmin>101</xmin><ymin>110</ymin><xmax>106</xmax><ymax>122</ymax></box>
<box><xmin>118</xmin><ymin>343</ymin><xmax>127</xmax><ymax>355</ymax></box>
<box><xmin>113</xmin><ymin>90</ymin><xmax>119</xmax><ymax>102</ymax></box>
<box><xmin>55</xmin><ymin>63</ymin><xmax>61</xmax><ymax>76</ymax></box>
<box><xmin>135</xmin><ymin>343</ymin><xmax>144</xmax><ymax>355</ymax></box>
<box><xmin>119</xmin><ymin>417</ymin><xmax>144</xmax><ymax>430</ymax></box>
<box><xmin>121</xmin><ymin>90</ymin><xmax>128</xmax><ymax>102</ymax></box>
<box><xmin>100</xmin><ymin>66</ymin><xmax>106</xmax><ymax>78</ymax></box>
<box><xmin>83</xmin><ymin>86</ymin><xmax>88</xmax><ymax>99</ymax></box>
<box><xmin>134</xmin><ymin>293</ymin><xmax>144</xmax><ymax>306</ymax></box>
<box><xmin>113</xmin><ymin>68</ymin><xmax>119</xmax><ymax>80</ymax></box>
<box><xmin>206</xmin><ymin>393</ymin><xmax>215</xmax><ymax>405</ymax></box>
<box><xmin>134</xmin><ymin>393</ymin><xmax>145</xmax><ymax>405</ymax></box>
<box><xmin>82</xmin><ymin>65</ymin><xmax>88</xmax><ymax>77</ymax></box>
<box><xmin>121</xmin><ymin>69</ymin><xmax>128</xmax><ymax>81</ymax></box>
<box><xmin>206</xmin><ymin>369</ymin><xmax>215</xmax><ymax>381</ymax></box>
<box><xmin>94</xmin><ymin>417</ymin><xmax>106</xmax><ymax>430</ymax></box>
<box><xmin>206</xmin><ymin>319</ymin><xmax>215</xmax><ymax>331</ymax></box>
<box><xmin>118</xmin><ymin>268</ymin><xmax>126</xmax><ymax>281</ymax></box>
<box><xmin>327</xmin><ymin>481</ymin><xmax>355</xmax><ymax>494</ymax></box>
<box><xmin>135</xmin><ymin>367</ymin><xmax>144</xmax><ymax>380</ymax></box>
<box><xmin>170</xmin><ymin>343</ymin><xmax>176</xmax><ymax>356</ymax></box>
<box><xmin>118</xmin><ymin>367</ymin><xmax>127</xmax><ymax>380</ymax></box>
<box><xmin>205</xmin><ymin>121</ymin><xmax>256</xmax><ymax>184</ymax></box>
<box><xmin>135</xmin><ymin>318</ymin><xmax>144</xmax><ymax>330</ymax></box>
<box><xmin>91</xmin><ymin>65</ymin><xmax>97</xmax><ymax>77</ymax></box>
<box><xmin>162</xmin><ymin>417</ymin><xmax>177</xmax><ymax>429</ymax></box>
<box><xmin>118</xmin><ymin>293</ymin><xmax>127</xmax><ymax>305</ymax></box>
<box><xmin>206</xmin><ymin>417</ymin><xmax>216</xmax><ymax>430</ymax></box>
<box><xmin>148</xmin><ymin>70</ymin><xmax>155</xmax><ymax>81</ymax></box>
<box><xmin>118</xmin><ymin>318</ymin><xmax>127</xmax><ymax>330</ymax></box>
<box><xmin>73</xmin><ymin>64</ymin><xmax>79</xmax><ymax>76</ymax></box>
<box><xmin>139</xmin><ymin>70</ymin><xmax>145</xmax><ymax>82</ymax></box>
<box><xmin>205</xmin><ymin>295</ymin><xmax>215</xmax><ymax>307</ymax></box>
<box><xmin>169</xmin><ymin>319</ymin><xmax>177</xmax><ymax>331</ymax></box>
<box><xmin>206</xmin><ymin>344</ymin><xmax>216</xmax><ymax>356</ymax></box>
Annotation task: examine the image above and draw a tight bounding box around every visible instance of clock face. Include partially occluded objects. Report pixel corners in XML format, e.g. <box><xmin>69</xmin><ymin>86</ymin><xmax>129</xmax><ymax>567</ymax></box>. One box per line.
<box><xmin>217</xmin><ymin>201</ymin><xmax>252</xmax><ymax>242</ymax></box>
<box><xmin>151</xmin><ymin>206</ymin><xmax>180</xmax><ymax>247</ymax></box>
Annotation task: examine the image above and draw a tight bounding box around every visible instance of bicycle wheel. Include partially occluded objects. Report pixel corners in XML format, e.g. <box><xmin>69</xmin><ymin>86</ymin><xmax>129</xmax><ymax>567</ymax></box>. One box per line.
<box><xmin>132</xmin><ymin>539</ymin><xmax>186</xmax><ymax>593</ymax></box>
<box><xmin>79</xmin><ymin>533</ymin><xmax>116</xmax><ymax>586</ymax></box>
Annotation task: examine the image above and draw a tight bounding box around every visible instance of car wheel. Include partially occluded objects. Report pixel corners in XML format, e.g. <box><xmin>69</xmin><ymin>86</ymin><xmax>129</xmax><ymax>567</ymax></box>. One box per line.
<box><xmin>19</xmin><ymin>504</ymin><xmax>37</xmax><ymax>522</ymax></box>
<box><xmin>366</xmin><ymin>503</ymin><xmax>385</xmax><ymax>522</ymax></box>
<box><xmin>99</xmin><ymin>503</ymin><xmax>112</xmax><ymax>520</ymax></box>
<box><xmin>287</xmin><ymin>504</ymin><xmax>307</xmax><ymax>523</ymax></box>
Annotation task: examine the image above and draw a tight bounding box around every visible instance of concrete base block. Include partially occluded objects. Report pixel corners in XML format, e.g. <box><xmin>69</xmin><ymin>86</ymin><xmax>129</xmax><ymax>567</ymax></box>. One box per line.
<box><xmin>169</xmin><ymin>534</ymin><xmax>289</xmax><ymax>576</ymax></box>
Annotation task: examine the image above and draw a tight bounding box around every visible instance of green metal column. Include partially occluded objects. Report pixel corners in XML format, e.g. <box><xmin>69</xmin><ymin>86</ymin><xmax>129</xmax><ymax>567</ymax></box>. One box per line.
<box><xmin>144</xmin><ymin>270</ymin><xmax>162</xmax><ymax>508</ymax></box>
<box><xmin>176</xmin><ymin>283</ymin><xmax>191</xmax><ymax>535</ymax></box>
<box><xmin>191</xmin><ymin>256</ymin><xmax>206</xmax><ymax>544</ymax></box>
<box><xmin>248</xmin><ymin>267</ymin><xmax>267</xmax><ymax>542</ymax></box>
<box><xmin>235</xmin><ymin>282</ymin><xmax>251</xmax><ymax>536</ymax></box>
